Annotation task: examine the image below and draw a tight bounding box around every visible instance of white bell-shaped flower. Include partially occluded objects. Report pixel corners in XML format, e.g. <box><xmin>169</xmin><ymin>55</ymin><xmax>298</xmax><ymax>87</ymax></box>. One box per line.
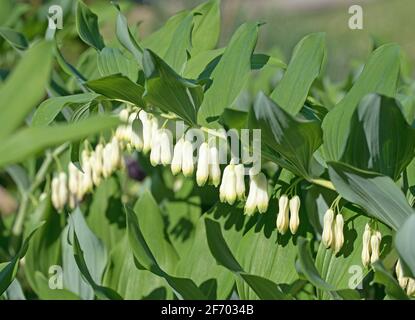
<box><xmin>182</xmin><ymin>139</ymin><xmax>194</xmax><ymax>177</ymax></box>
<box><xmin>130</xmin><ymin>112</ymin><xmax>143</xmax><ymax>151</ymax></box>
<box><xmin>81</xmin><ymin>150</ymin><xmax>93</xmax><ymax>194</ymax></box>
<box><xmin>208</xmin><ymin>145</ymin><xmax>221</xmax><ymax>187</ymax></box>
<box><xmin>255</xmin><ymin>172</ymin><xmax>269</xmax><ymax>213</ymax></box>
<box><xmin>289</xmin><ymin>195</ymin><xmax>301</xmax><ymax>234</ymax></box>
<box><xmin>150</xmin><ymin>130</ymin><xmax>161</xmax><ymax>166</ymax></box>
<box><xmin>219</xmin><ymin>161</ymin><xmax>238</xmax><ymax>205</ymax></box>
<box><xmin>244</xmin><ymin>176</ymin><xmax>258</xmax><ymax>216</ymax></box>
<box><xmin>68</xmin><ymin>162</ymin><xmax>80</xmax><ymax>208</ymax></box>
<box><xmin>110</xmin><ymin>136</ymin><xmax>122</xmax><ymax>170</ymax></box>
<box><xmin>196</xmin><ymin>142</ymin><xmax>209</xmax><ymax>187</ymax></box>
<box><xmin>234</xmin><ymin>164</ymin><xmax>245</xmax><ymax>200</ymax></box>
<box><xmin>171</xmin><ymin>138</ymin><xmax>184</xmax><ymax>176</ymax></box>
<box><xmin>160</xmin><ymin>130</ymin><xmax>172</xmax><ymax>166</ymax></box>
<box><xmin>396</xmin><ymin>259</ymin><xmax>409</xmax><ymax>289</ymax></box>
<box><xmin>276</xmin><ymin>194</ymin><xmax>289</xmax><ymax>234</ymax></box>
<box><xmin>91</xmin><ymin>144</ymin><xmax>103</xmax><ymax>186</ymax></box>
<box><xmin>102</xmin><ymin>142</ymin><xmax>112</xmax><ymax>178</ymax></box>
<box><xmin>407</xmin><ymin>279</ymin><xmax>415</xmax><ymax>296</ymax></box>
<box><xmin>58</xmin><ymin>172</ymin><xmax>68</xmax><ymax>211</ymax></box>
<box><xmin>361</xmin><ymin>223</ymin><xmax>372</xmax><ymax>267</ymax></box>
<box><xmin>51</xmin><ymin>175</ymin><xmax>60</xmax><ymax>210</ymax></box>
<box><xmin>333</xmin><ymin>214</ymin><xmax>344</xmax><ymax>254</ymax></box>
<box><xmin>115</xmin><ymin>108</ymin><xmax>130</xmax><ymax>141</ymax></box>
<box><xmin>322</xmin><ymin>209</ymin><xmax>334</xmax><ymax>248</ymax></box>
<box><xmin>139</xmin><ymin>110</ymin><xmax>152</xmax><ymax>154</ymax></box>
<box><xmin>370</xmin><ymin>230</ymin><xmax>381</xmax><ymax>264</ymax></box>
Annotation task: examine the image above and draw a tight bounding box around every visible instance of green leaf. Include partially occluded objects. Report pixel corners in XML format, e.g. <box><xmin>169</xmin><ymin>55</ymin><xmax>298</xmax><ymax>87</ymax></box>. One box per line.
<box><xmin>395</xmin><ymin>214</ymin><xmax>415</xmax><ymax>278</ymax></box>
<box><xmin>251</xmin><ymin>53</ymin><xmax>287</xmax><ymax>70</ymax></box>
<box><xmin>322</xmin><ymin>44</ymin><xmax>401</xmax><ymax>161</ymax></box>
<box><xmin>86</xmin><ymin>74</ymin><xmax>145</xmax><ymax>108</ymax></box>
<box><xmin>328</xmin><ymin>162</ymin><xmax>414</xmax><ymax>230</ymax></box>
<box><xmin>32</xmin><ymin>93</ymin><xmax>99</xmax><ymax>127</ymax></box>
<box><xmin>70</xmin><ymin>227</ymin><xmax>122</xmax><ymax>300</ymax></box>
<box><xmin>142</xmin><ymin>10</ymin><xmax>189</xmax><ymax>61</ymax></box>
<box><xmin>163</xmin><ymin>12</ymin><xmax>193</xmax><ymax>72</ymax></box>
<box><xmin>76</xmin><ymin>0</ymin><xmax>105</xmax><ymax>50</ymax></box>
<box><xmin>191</xmin><ymin>0</ymin><xmax>220</xmax><ymax>55</ymax></box>
<box><xmin>204</xmin><ymin>218</ymin><xmax>291</xmax><ymax>300</ymax></box>
<box><xmin>86</xmin><ymin>177</ymin><xmax>125</xmax><ymax>252</ymax></box>
<box><xmin>114</xmin><ymin>7</ymin><xmax>143</xmax><ymax>64</ymax></box>
<box><xmin>183</xmin><ymin>48</ymin><xmax>224</xmax><ymax>79</ymax></box>
<box><xmin>372</xmin><ymin>261</ymin><xmax>409</xmax><ymax>300</ymax></box>
<box><xmin>0</xmin><ymin>27</ymin><xmax>28</xmax><ymax>51</ymax></box>
<box><xmin>297</xmin><ymin>237</ymin><xmax>335</xmax><ymax>291</ymax></box>
<box><xmin>34</xmin><ymin>272</ymin><xmax>80</xmax><ymax>300</ymax></box>
<box><xmin>0</xmin><ymin>115</ymin><xmax>119</xmax><ymax>168</ymax></box>
<box><xmin>103</xmin><ymin>235</ymin><xmax>171</xmax><ymax>299</ymax></box>
<box><xmin>97</xmin><ymin>47</ymin><xmax>139</xmax><ymax>82</ymax></box>
<box><xmin>270</xmin><ymin>33</ymin><xmax>326</xmax><ymax>115</ymax></box>
<box><xmin>143</xmin><ymin>50</ymin><xmax>203</xmax><ymax>125</ymax></box>
<box><xmin>250</xmin><ymin>92</ymin><xmax>322</xmax><ymax>178</ymax></box>
<box><xmin>24</xmin><ymin>195</ymin><xmax>64</xmax><ymax>295</ymax></box>
<box><xmin>341</xmin><ymin>94</ymin><xmax>415</xmax><ymax>180</ymax></box>
<box><xmin>0</xmin><ymin>222</ymin><xmax>45</xmax><ymax>295</ymax></box>
<box><xmin>125</xmin><ymin>193</ymin><xmax>206</xmax><ymax>299</ymax></box>
<box><xmin>297</xmin><ymin>237</ymin><xmax>359</xmax><ymax>299</ymax></box>
<box><xmin>0</xmin><ymin>41</ymin><xmax>53</xmax><ymax>139</ymax></box>
<box><xmin>174</xmin><ymin>215</ymin><xmax>234</xmax><ymax>299</ymax></box>
<box><xmin>197</xmin><ymin>22</ymin><xmax>259</xmax><ymax>126</ymax></box>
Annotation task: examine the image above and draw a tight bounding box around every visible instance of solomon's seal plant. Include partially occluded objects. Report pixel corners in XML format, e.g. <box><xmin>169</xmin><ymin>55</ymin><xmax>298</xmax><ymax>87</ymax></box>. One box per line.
<box><xmin>0</xmin><ymin>0</ymin><xmax>415</xmax><ymax>301</ymax></box>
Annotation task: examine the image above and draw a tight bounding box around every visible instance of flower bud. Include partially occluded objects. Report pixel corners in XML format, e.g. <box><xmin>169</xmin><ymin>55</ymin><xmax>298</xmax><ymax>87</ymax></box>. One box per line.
<box><xmin>289</xmin><ymin>195</ymin><xmax>301</xmax><ymax>234</ymax></box>
<box><xmin>68</xmin><ymin>162</ymin><xmax>79</xmax><ymax>196</ymax></box>
<box><xmin>370</xmin><ymin>231</ymin><xmax>381</xmax><ymax>264</ymax></box>
<box><xmin>182</xmin><ymin>140</ymin><xmax>194</xmax><ymax>177</ymax></box>
<box><xmin>234</xmin><ymin>164</ymin><xmax>245</xmax><ymax>200</ymax></box>
<box><xmin>171</xmin><ymin>139</ymin><xmax>184</xmax><ymax>175</ymax></box>
<box><xmin>322</xmin><ymin>209</ymin><xmax>334</xmax><ymax>248</ymax></box>
<box><xmin>333</xmin><ymin>214</ymin><xmax>344</xmax><ymax>254</ymax></box>
<box><xmin>361</xmin><ymin>223</ymin><xmax>372</xmax><ymax>267</ymax></box>
<box><xmin>196</xmin><ymin>142</ymin><xmax>209</xmax><ymax>186</ymax></box>
<box><xmin>209</xmin><ymin>146</ymin><xmax>221</xmax><ymax>187</ymax></box>
<box><xmin>276</xmin><ymin>194</ymin><xmax>289</xmax><ymax>234</ymax></box>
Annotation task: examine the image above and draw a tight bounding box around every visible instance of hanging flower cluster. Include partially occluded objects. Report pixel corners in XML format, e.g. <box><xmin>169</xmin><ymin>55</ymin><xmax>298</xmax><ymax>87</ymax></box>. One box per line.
<box><xmin>321</xmin><ymin>208</ymin><xmax>344</xmax><ymax>254</ymax></box>
<box><xmin>361</xmin><ymin>223</ymin><xmax>382</xmax><ymax>267</ymax></box>
<box><xmin>276</xmin><ymin>194</ymin><xmax>301</xmax><ymax>235</ymax></box>
<box><xmin>50</xmin><ymin>107</ymin><xmax>271</xmax><ymax>217</ymax></box>
<box><xmin>395</xmin><ymin>259</ymin><xmax>415</xmax><ymax>296</ymax></box>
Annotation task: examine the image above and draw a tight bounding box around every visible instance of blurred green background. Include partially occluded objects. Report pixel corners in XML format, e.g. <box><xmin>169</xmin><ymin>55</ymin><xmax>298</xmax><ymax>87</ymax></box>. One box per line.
<box><xmin>1</xmin><ymin>0</ymin><xmax>414</xmax><ymax>81</ymax></box>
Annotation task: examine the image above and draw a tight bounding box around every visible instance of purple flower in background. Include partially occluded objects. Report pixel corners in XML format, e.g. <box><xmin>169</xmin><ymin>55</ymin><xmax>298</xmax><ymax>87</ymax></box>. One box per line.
<box><xmin>125</xmin><ymin>156</ymin><xmax>146</xmax><ymax>181</ymax></box>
